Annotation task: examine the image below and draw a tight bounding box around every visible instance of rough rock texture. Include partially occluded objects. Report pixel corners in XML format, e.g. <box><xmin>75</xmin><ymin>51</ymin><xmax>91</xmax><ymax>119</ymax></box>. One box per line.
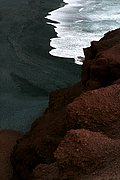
<box><xmin>84</xmin><ymin>28</ymin><xmax>120</xmax><ymax>61</ymax></box>
<box><xmin>54</xmin><ymin>129</ymin><xmax>120</xmax><ymax>179</ymax></box>
<box><xmin>32</xmin><ymin>163</ymin><xmax>59</xmax><ymax>180</ymax></box>
<box><xmin>32</xmin><ymin>129</ymin><xmax>120</xmax><ymax>180</ymax></box>
<box><xmin>82</xmin><ymin>28</ymin><xmax>120</xmax><ymax>90</ymax></box>
<box><xmin>67</xmin><ymin>84</ymin><xmax>120</xmax><ymax>138</ymax></box>
<box><xmin>11</xmin><ymin>82</ymin><xmax>82</xmax><ymax>179</ymax></box>
<box><xmin>0</xmin><ymin>130</ymin><xmax>22</xmax><ymax>180</ymax></box>
<box><xmin>11</xmin><ymin>28</ymin><xmax>120</xmax><ymax>180</ymax></box>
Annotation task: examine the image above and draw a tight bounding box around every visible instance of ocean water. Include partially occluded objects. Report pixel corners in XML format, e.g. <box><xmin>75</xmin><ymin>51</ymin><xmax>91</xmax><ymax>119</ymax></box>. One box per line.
<box><xmin>46</xmin><ymin>0</ymin><xmax>120</xmax><ymax>64</ymax></box>
<box><xmin>0</xmin><ymin>0</ymin><xmax>80</xmax><ymax>132</ymax></box>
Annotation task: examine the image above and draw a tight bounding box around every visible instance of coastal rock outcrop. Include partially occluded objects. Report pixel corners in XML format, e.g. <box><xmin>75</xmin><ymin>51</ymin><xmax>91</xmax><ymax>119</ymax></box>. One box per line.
<box><xmin>82</xmin><ymin>28</ymin><xmax>120</xmax><ymax>90</ymax></box>
<box><xmin>54</xmin><ymin>129</ymin><xmax>120</xmax><ymax>179</ymax></box>
<box><xmin>67</xmin><ymin>83</ymin><xmax>120</xmax><ymax>138</ymax></box>
<box><xmin>10</xmin><ymin>82</ymin><xmax>82</xmax><ymax>179</ymax></box>
<box><xmin>11</xmin><ymin>28</ymin><xmax>120</xmax><ymax>179</ymax></box>
<box><xmin>32</xmin><ymin>163</ymin><xmax>59</xmax><ymax>180</ymax></box>
<box><xmin>32</xmin><ymin>129</ymin><xmax>120</xmax><ymax>180</ymax></box>
<box><xmin>0</xmin><ymin>130</ymin><xmax>22</xmax><ymax>180</ymax></box>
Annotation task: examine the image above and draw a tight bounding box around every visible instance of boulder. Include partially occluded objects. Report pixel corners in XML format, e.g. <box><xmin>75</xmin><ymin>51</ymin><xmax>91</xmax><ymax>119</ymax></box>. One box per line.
<box><xmin>82</xmin><ymin>29</ymin><xmax>120</xmax><ymax>90</ymax></box>
<box><xmin>84</xmin><ymin>28</ymin><xmax>120</xmax><ymax>61</ymax></box>
<box><xmin>67</xmin><ymin>84</ymin><xmax>120</xmax><ymax>138</ymax></box>
<box><xmin>54</xmin><ymin>129</ymin><xmax>120</xmax><ymax>179</ymax></box>
<box><xmin>32</xmin><ymin>163</ymin><xmax>59</xmax><ymax>180</ymax></box>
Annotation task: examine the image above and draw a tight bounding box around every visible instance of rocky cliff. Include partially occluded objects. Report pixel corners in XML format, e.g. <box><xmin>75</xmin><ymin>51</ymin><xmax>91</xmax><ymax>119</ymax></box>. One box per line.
<box><xmin>11</xmin><ymin>28</ymin><xmax>120</xmax><ymax>180</ymax></box>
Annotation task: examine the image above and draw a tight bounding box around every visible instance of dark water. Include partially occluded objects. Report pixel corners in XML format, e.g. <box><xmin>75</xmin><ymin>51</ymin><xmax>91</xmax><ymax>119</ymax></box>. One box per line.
<box><xmin>0</xmin><ymin>0</ymin><xmax>80</xmax><ymax>132</ymax></box>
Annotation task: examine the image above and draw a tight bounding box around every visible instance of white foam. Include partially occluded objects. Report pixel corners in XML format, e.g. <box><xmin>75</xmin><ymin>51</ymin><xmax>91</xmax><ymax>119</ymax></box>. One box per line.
<box><xmin>79</xmin><ymin>8</ymin><xmax>84</xmax><ymax>12</ymax></box>
<box><xmin>46</xmin><ymin>0</ymin><xmax>120</xmax><ymax>65</ymax></box>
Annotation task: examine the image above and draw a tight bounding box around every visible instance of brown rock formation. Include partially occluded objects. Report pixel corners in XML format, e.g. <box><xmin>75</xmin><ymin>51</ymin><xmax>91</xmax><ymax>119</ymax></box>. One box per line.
<box><xmin>32</xmin><ymin>129</ymin><xmax>120</xmax><ymax>180</ymax></box>
<box><xmin>82</xmin><ymin>28</ymin><xmax>120</xmax><ymax>90</ymax></box>
<box><xmin>67</xmin><ymin>83</ymin><xmax>120</xmax><ymax>138</ymax></box>
<box><xmin>11</xmin><ymin>28</ymin><xmax>120</xmax><ymax>180</ymax></box>
<box><xmin>32</xmin><ymin>163</ymin><xmax>59</xmax><ymax>180</ymax></box>
<box><xmin>11</xmin><ymin>82</ymin><xmax>82</xmax><ymax>179</ymax></box>
<box><xmin>0</xmin><ymin>130</ymin><xmax>22</xmax><ymax>180</ymax></box>
<box><xmin>54</xmin><ymin>129</ymin><xmax>120</xmax><ymax>179</ymax></box>
<box><xmin>84</xmin><ymin>28</ymin><xmax>120</xmax><ymax>61</ymax></box>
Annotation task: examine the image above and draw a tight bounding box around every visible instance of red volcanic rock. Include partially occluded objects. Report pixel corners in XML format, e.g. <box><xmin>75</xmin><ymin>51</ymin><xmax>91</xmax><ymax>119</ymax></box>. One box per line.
<box><xmin>11</xmin><ymin>28</ymin><xmax>120</xmax><ymax>179</ymax></box>
<box><xmin>0</xmin><ymin>130</ymin><xmax>22</xmax><ymax>180</ymax></box>
<box><xmin>54</xmin><ymin>129</ymin><xmax>120</xmax><ymax>178</ymax></box>
<box><xmin>84</xmin><ymin>28</ymin><xmax>120</xmax><ymax>61</ymax></box>
<box><xmin>47</xmin><ymin>82</ymin><xmax>82</xmax><ymax>112</ymax></box>
<box><xmin>32</xmin><ymin>163</ymin><xmax>59</xmax><ymax>180</ymax></box>
<box><xmin>11</xmin><ymin>82</ymin><xmax>82</xmax><ymax>179</ymax></box>
<box><xmin>67</xmin><ymin>83</ymin><xmax>120</xmax><ymax>138</ymax></box>
<box><xmin>32</xmin><ymin>129</ymin><xmax>120</xmax><ymax>180</ymax></box>
<box><xmin>113</xmin><ymin>78</ymin><xmax>120</xmax><ymax>84</ymax></box>
<box><xmin>82</xmin><ymin>28</ymin><xmax>120</xmax><ymax>90</ymax></box>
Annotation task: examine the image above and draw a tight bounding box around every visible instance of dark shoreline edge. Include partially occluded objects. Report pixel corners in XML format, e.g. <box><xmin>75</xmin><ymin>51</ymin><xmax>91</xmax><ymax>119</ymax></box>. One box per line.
<box><xmin>0</xmin><ymin>0</ymin><xmax>81</xmax><ymax>178</ymax></box>
<box><xmin>0</xmin><ymin>0</ymin><xmax>80</xmax><ymax>132</ymax></box>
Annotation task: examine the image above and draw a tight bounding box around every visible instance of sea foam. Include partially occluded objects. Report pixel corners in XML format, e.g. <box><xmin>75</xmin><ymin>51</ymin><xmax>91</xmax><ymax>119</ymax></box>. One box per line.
<box><xmin>46</xmin><ymin>0</ymin><xmax>120</xmax><ymax>65</ymax></box>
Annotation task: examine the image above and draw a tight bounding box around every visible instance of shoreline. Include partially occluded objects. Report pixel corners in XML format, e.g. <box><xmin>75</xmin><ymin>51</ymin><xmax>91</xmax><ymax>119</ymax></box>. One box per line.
<box><xmin>1</xmin><ymin>1</ymin><xmax>120</xmax><ymax>179</ymax></box>
<box><xmin>45</xmin><ymin>0</ymin><xmax>85</xmax><ymax>64</ymax></box>
<box><xmin>0</xmin><ymin>0</ymin><xmax>80</xmax><ymax>178</ymax></box>
<box><xmin>0</xmin><ymin>0</ymin><xmax>80</xmax><ymax>132</ymax></box>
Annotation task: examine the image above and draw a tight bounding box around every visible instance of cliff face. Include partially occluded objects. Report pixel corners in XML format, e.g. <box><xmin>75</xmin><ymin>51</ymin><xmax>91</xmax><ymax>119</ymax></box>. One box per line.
<box><xmin>11</xmin><ymin>28</ymin><xmax>120</xmax><ymax>180</ymax></box>
<box><xmin>82</xmin><ymin>28</ymin><xmax>120</xmax><ymax>90</ymax></box>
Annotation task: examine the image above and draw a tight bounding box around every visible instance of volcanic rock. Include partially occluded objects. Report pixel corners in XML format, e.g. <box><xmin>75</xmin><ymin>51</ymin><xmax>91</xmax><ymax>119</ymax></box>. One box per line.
<box><xmin>10</xmin><ymin>82</ymin><xmax>82</xmax><ymax>179</ymax></box>
<box><xmin>84</xmin><ymin>28</ymin><xmax>120</xmax><ymax>61</ymax></box>
<box><xmin>54</xmin><ymin>129</ymin><xmax>120</xmax><ymax>179</ymax></box>
<box><xmin>32</xmin><ymin>163</ymin><xmax>59</xmax><ymax>180</ymax></box>
<box><xmin>0</xmin><ymin>130</ymin><xmax>22</xmax><ymax>180</ymax></box>
<box><xmin>32</xmin><ymin>129</ymin><xmax>120</xmax><ymax>180</ymax></box>
<box><xmin>67</xmin><ymin>83</ymin><xmax>120</xmax><ymax>138</ymax></box>
<box><xmin>11</xmin><ymin>28</ymin><xmax>120</xmax><ymax>179</ymax></box>
<box><xmin>82</xmin><ymin>29</ymin><xmax>120</xmax><ymax>90</ymax></box>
